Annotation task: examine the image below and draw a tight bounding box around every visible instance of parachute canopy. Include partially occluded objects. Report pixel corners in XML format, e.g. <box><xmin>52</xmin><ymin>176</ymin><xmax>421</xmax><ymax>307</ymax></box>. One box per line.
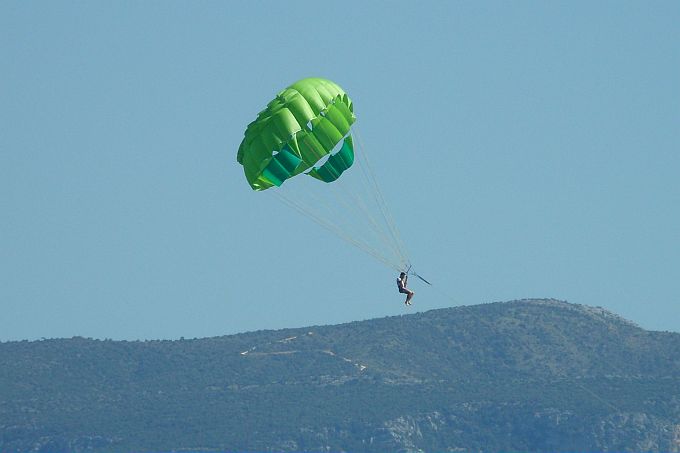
<box><xmin>237</xmin><ymin>78</ymin><xmax>356</xmax><ymax>191</ymax></box>
<box><xmin>236</xmin><ymin>77</ymin><xmax>412</xmax><ymax>273</ymax></box>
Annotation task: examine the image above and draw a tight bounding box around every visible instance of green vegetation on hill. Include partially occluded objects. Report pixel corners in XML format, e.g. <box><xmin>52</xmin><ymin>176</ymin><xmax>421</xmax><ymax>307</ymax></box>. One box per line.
<box><xmin>1</xmin><ymin>299</ymin><xmax>679</xmax><ymax>452</ymax></box>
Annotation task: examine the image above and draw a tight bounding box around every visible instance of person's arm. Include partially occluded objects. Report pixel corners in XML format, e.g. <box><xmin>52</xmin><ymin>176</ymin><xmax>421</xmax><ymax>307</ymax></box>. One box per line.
<box><xmin>404</xmin><ymin>275</ymin><xmax>408</xmax><ymax>286</ymax></box>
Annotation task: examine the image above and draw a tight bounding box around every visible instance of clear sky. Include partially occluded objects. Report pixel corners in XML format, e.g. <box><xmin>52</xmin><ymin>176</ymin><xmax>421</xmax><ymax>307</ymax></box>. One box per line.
<box><xmin>2</xmin><ymin>1</ymin><xmax>679</xmax><ymax>341</ymax></box>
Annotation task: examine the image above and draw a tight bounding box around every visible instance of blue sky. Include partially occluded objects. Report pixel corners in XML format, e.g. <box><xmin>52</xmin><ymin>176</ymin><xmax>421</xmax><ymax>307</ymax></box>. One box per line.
<box><xmin>2</xmin><ymin>1</ymin><xmax>679</xmax><ymax>340</ymax></box>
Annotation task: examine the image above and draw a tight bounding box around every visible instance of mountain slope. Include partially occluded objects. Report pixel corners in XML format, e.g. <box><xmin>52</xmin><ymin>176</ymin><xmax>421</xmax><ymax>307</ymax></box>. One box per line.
<box><xmin>1</xmin><ymin>299</ymin><xmax>679</xmax><ymax>452</ymax></box>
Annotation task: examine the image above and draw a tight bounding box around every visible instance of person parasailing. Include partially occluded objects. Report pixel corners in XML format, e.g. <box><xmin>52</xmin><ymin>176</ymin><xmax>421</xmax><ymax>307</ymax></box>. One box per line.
<box><xmin>397</xmin><ymin>271</ymin><xmax>414</xmax><ymax>305</ymax></box>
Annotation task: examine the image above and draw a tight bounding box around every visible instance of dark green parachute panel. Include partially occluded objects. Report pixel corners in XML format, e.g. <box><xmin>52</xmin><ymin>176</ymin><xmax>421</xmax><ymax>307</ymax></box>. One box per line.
<box><xmin>237</xmin><ymin>78</ymin><xmax>356</xmax><ymax>190</ymax></box>
<box><xmin>308</xmin><ymin>136</ymin><xmax>354</xmax><ymax>183</ymax></box>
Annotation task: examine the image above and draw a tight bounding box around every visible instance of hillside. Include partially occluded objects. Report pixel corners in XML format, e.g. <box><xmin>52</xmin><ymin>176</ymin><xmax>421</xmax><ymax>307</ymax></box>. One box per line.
<box><xmin>1</xmin><ymin>299</ymin><xmax>679</xmax><ymax>452</ymax></box>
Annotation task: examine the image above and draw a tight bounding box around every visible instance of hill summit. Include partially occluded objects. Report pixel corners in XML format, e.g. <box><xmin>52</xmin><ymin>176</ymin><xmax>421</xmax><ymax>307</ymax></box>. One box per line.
<box><xmin>1</xmin><ymin>299</ymin><xmax>679</xmax><ymax>452</ymax></box>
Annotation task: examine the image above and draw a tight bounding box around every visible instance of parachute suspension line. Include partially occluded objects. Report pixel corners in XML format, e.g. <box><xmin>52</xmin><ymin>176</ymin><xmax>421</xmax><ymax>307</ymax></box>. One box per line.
<box><xmin>337</xmin><ymin>189</ymin><xmax>396</xmax><ymax>258</ymax></box>
<box><xmin>352</xmin><ymin>134</ymin><xmax>401</xmax><ymax>257</ymax></box>
<box><xmin>273</xmin><ymin>187</ymin><xmax>389</xmax><ymax>264</ymax></box>
<box><xmin>353</xmin><ymin>127</ymin><xmax>411</xmax><ymax>269</ymax></box>
<box><xmin>332</xmin><ymin>135</ymin><xmax>408</xmax><ymax>271</ymax></box>
<box><xmin>259</xmin><ymin>119</ymin><xmax>413</xmax><ymax>272</ymax></box>
<box><xmin>334</xmin><ymin>161</ymin><xmax>395</xmax><ymax>249</ymax></box>
<box><xmin>353</xmin><ymin>127</ymin><xmax>410</xmax><ymax>266</ymax></box>
<box><xmin>349</xmin><ymin>141</ymin><xmax>408</xmax><ymax>267</ymax></box>
<box><xmin>270</xmin><ymin>189</ymin><xmax>402</xmax><ymax>271</ymax></box>
<box><xmin>329</xmin><ymin>152</ymin><xmax>407</xmax><ymax>268</ymax></box>
<box><xmin>322</xmin><ymin>170</ymin><xmax>397</xmax><ymax>258</ymax></box>
<box><xmin>271</xmin><ymin>191</ymin><xmax>397</xmax><ymax>270</ymax></box>
<box><xmin>306</xmin><ymin>161</ymin><xmax>405</xmax><ymax>270</ymax></box>
<box><xmin>350</xmin><ymin>132</ymin><xmax>462</xmax><ymax>306</ymax></box>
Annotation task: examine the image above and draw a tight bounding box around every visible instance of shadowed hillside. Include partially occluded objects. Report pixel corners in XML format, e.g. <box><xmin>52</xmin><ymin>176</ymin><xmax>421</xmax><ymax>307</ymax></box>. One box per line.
<box><xmin>1</xmin><ymin>299</ymin><xmax>679</xmax><ymax>452</ymax></box>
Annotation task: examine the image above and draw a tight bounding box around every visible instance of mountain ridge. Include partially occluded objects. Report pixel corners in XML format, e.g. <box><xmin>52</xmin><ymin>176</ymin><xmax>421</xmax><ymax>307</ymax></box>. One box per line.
<box><xmin>1</xmin><ymin>299</ymin><xmax>679</xmax><ymax>452</ymax></box>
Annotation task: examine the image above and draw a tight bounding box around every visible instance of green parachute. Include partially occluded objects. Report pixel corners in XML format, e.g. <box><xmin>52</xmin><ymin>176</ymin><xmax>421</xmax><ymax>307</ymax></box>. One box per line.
<box><xmin>236</xmin><ymin>77</ymin><xmax>423</xmax><ymax>278</ymax></box>
<box><xmin>237</xmin><ymin>77</ymin><xmax>356</xmax><ymax>190</ymax></box>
